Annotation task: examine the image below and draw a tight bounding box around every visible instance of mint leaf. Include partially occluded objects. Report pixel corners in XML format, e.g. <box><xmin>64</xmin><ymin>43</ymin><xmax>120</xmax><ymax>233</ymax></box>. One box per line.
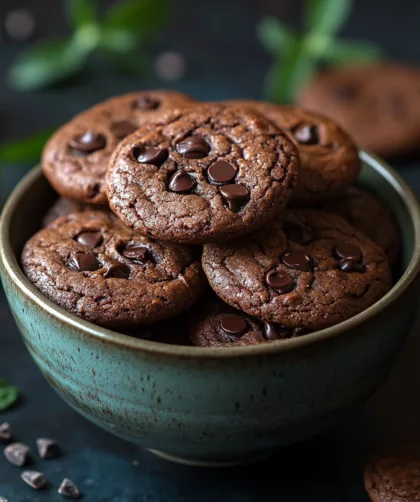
<box><xmin>67</xmin><ymin>0</ymin><xmax>97</xmax><ymax>29</ymax></box>
<box><xmin>257</xmin><ymin>16</ymin><xmax>298</xmax><ymax>56</ymax></box>
<box><xmin>103</xmin><ymin>49</ymin><xmax>148</xmax><ymax>76</ymax></box>
<box><xmin>0</xmin><ymin>379</ymin><xmax>19</xmax><ymax>411</ymax></box>
<box><xmin>323</xmin><ymin>39</ymin><xmax>383</xmax><ymax>62</ymax></box>
<box><xmin>99</xmin><ymin>28</ymin><xmax>138</xmax><ymax>54</ymax></box>
<box><xmin>0</xmin><ymin>129</ymin><xmax>54</xmax><ymax>164</ymax></box>
<box><xmin>305</xmin><ymin>0</ymin><xmax>352</xmax><ymax>36</ymax></box>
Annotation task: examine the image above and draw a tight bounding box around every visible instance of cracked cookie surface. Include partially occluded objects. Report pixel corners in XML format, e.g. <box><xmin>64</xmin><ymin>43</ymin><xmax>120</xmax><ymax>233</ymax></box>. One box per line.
<box><xmin>202</xmin><ymin>209</ymin><xmax>391</xmax><ymax>330</ymax></box>
<box><xmin>42</xmin><ymin>90</ymin><xmax>196</xmax><ymax>205</ymax></box>
<box><xmin>42</xmin><ymin>197</ymin><xmax>109</xmax><ymax>227</ymax></box>
<box><xmin>106</xmin><ymin>103</ymin><xmax>299</xmax><ymax>244</ymax></box>
<box><xmin>22</xmin><ymin>211</ymin><xmax>205</xmax><ymax>328</ymax></box>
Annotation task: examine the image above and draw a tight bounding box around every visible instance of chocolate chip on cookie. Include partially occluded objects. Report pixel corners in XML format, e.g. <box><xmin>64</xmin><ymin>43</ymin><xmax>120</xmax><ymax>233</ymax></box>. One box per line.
<box><xmin>42</xmin><ymin>90</ymin><xmax>196</xmax><ymax>205</ymax></box>
<box><xmin>22</xmin><ymin>211</ymin><xmax>205</xmax><ymax>329</ymax></box>
<box><xmin>202</xmin><ymin>209</ymin><xmax>391</xmax><ymax>330</ymax></box>
<box><xmin>106</xmin><ymin>103</ymin><xmax>299</xmax><ymax>244</ymax></box>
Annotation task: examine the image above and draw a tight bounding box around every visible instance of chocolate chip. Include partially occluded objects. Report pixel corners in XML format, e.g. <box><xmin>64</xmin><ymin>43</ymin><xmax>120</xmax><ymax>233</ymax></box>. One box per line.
<box><xmin>176</xmin><ymin>136</ymin><xmax>210</xmax><ymax>159</ymax></box>
<box><xmin>69</xmin><ymin>253</ymin><xmax>100</xmax><ymax>272</ymax></box>
<box><xmin>332</xmin><ymin>83</ymin><xmax>358</xmax><ymax>101</ymax></box>
<box><xmin>4</xmin><ymin>442</ymin><xmax>29</xmax><ymax>466</ymax></box>
<box><xmin>76</xmin><ymin>231</ymin><xmax>102</xmax><ymax>248</ymax></box>
<box><xmin>110</xmin><ymin>121</ymin><xmax>137</xmax><ymax>139</ymax></box>
<box><xmin>283</xmin><ymin>221</ymin><xmax>314</xmax><ymax>245</ymax></box>
<box><xmin>132</xmin><ymin>146</ymin><xmax>168</xmax><ymax>166</ymax></box>
<box><xmin>133</xmin><ymin>95</ymin><xmax>160</xmax><ymax>110</ymax></box>
<box><xmin>0</xmin><ymin>423</ymin><xmax>12</xmax><ymax>442</ymax></box>
<box><xmin>36</xmin><ymin>438</ymin><xmax>59</xmax><ymax>459</ymax></box>
<box><xmin>282</xmin><ymin>251</ymin><xmax>313</xmax><ymax>272</ymax></box>
<box><xmin>335</xmin><ymin>242</ymin><xmax>362</xmax><ymax>261</ymax></box>
<box><xmin>169</xmin><ymin>170</ymin><xmax>195</xmax><ymax>193</ymax></box>
<box><xmin>293</xmin><ymin>124</ymin><xmax>319</xmax><ymax>145</ymax></box>
<box><xmin>220</xmin><ymin>315</ymin><xmax>248</xmax><ymax>336</ymax></box>
<box><xmin>122</xmin><ymin>245</ymin><xmax>151</xmax><ymax>264</ymax></box>
<box><xmin>265</xmin><ymin>270</ymin><xmax>294</xmax><ymax>293</ymax></box>
<box><xmin>104</xmin><ymin>260</ymin><xmax>130</xmax><ymax>279</ymax></box>
<box><xmin>21</xmin><ymin>471</ymin><xmax>46</xmax><ymax>490</ymax></box>
<box><xmin>68</xmin><ymin>131</ymin><xmax>106</xmax><ymax>153</ymax></box>
<box><xmin>339</xmin><ymin>259</ymin><xmax>365</xmax><ymax>273</ymax></box>
<box><xmin>219</xmin><ymin>184</ymin><xmax>249</xmax><ymax>212</ymax></box>
<box><xmin>208</xmin><ymin>160</ymin><xmax>237</xmax><ymax>185</ymax></box>
<box><xmin>58</xmin><ymin>478</ymin><xmax>81</xmax><ymax>499</ymax></box>
<box><xmin>264</xmin><ymin>322</ymin><xmax>293</xmax><ymax>341</ymax></box>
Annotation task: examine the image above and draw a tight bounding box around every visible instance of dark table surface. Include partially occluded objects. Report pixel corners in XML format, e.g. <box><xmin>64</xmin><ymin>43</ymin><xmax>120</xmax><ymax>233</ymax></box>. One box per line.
<box><xmin>1</xmin><ymin>1</ymin><xmax>420</xmax><ymax>500</ymax></box>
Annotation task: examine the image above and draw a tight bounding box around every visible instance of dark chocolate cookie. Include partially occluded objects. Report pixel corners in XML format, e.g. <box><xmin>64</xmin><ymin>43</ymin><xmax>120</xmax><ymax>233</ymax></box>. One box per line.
<box><xmin>22</xmin><ymin>211</ymin><xmax>205</xmax><ymax>328</ymax></box>
<box><xmin>202</xmin><ymin>209</ymin><xmax>391</xmax><ymax>330</ymax></box>
<box><xmin>106</xmin><ymin>103</ymin><xmax>299</xmax><ymax>244</ymax></box>
<box><xmin>322</xmin><ymin>186</ymin><xmax>400</xmax><ymax>266</ymax></box>
<box><xmin>189</xmin><ymin>295</ymin><xmax>309</xmax><ymax>348</ymax></box>
<box><xmin>42</xmin><ymin>90</ymin><xmax>196</xmax><ymax>204</ymax></box>
<box><xmin>228</xmin><ymin>101</ymin><xmax>360</xmax><ymax>203</ymax></box>
<box><xmin>42</xmin><ymin>197</ymin><xmax>108</xmax><ymax>227</ymax></box>
<box><xmin>365</xmin><ymin>449</ymin><xmax>420</xmax><ymax>501</ymax></box>
<box><xmin>298</xmin><ymin>64</ymin><xmax>420</xmax><ymax>158</ymax></box>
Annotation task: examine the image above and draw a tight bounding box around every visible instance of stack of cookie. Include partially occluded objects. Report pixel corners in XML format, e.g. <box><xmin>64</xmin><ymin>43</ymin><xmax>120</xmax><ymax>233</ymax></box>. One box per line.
<box><xmin>21</xmin><ymin>90</ymin><xmax>399</xmax><ymax>347</ymax></box>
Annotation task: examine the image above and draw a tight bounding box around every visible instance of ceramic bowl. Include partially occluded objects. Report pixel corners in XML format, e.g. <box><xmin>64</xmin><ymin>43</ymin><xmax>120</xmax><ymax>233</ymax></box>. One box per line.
<box><xmin>1</xmin><ymin>152</ymin><xmax>419</xmax><ymax>467</ymax></box>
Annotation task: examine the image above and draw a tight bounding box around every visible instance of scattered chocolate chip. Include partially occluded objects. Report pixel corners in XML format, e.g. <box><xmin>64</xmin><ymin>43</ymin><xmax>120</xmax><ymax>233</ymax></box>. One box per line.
<box><xmin>283</xmin><ymin>221</ymin><xmax>314</xmax><ymax>245</ymax></box>
<box><xmin>133</xmin><ymin>95</ymin><xmax>160</xmax><ymax>110</ymax></box>
<box><xmin>0</xmin><ymin>423</ymin><xmax>12</xmax><ymax>442</ymax></box>
<box><xmin>122</xmin><ymin>245</ymin><xmax>151</xmax><ymax>264</ymax></box>
<box><xmin>76</xmin><ymin>230</ymin><xmax>102</xmax><ymax>248</ymax></box>
<box><xmin>104</xmin><ymin>260</ymin><xmax>130</xmax><ymax>279</ymax></box>
<box><xmin>219</xmin><ymin>184</ymin><xmax>249</xmax><ymax>212</ymax></box>
<box><xmin>132</xmin><ymin>145</ymin><xmax>168</xmax><ymax>166</ymax></box>
<box><xmin>335</xmin><ymin>242</ymin><xmax>362</xmax><ymax>261</ymax></box>
<box><xmin>220</xmin><ymin>315</ymin><xmax>248</xmax><ymax>336</ymax></box>
<box><xmin>69</xmin><ymin>253</ymin><xmax>100</xmax><ymax>272</ymax></box>
<box><xmin>339</xmin><ymin>259</ymin><xmax>366</xmax><ymax>273</ymax></box>
<box><xmin>4</xmin><ymin>442</ymin><xmax>29</xmax><ymax>466</ymax></box>
<box><xmin>58</xmin><ymin>478</ymin><xmax>81</xmax><ymax>499</ymax></box>
<box><xmin>332</xmin><ymin>83</ymin><xmax>358</xmax><ymax>101</ymax></box>
<box><xmin>264</xmin><ymin>322</ymin><xmax>293</xmax><ymax>341</ymax></box>
<box><xmin>110</xmin><ymin>121</ymin><xmax>137</xmax><ymax>139</ymax></box>
<box><xmin>293</xmin><ymin>124</ymin><xmax>319</xmax><ymax>145</ymax></box>
<box><xmin>282</xmin><ymin>251</ymin><xmax>313</xmax><ymax>272</ymax></box>
<box><xmin>169</xmin><ymin>170</ymin><xmax>195</xmax><ymax>193</ymax></box>
<box><xmin>36</xmin><ymin>438</ymin><xmax>59</xmax><ymax>459</ymax></box>
<box><xmin>69</xmin><ymin>131</ymin><xmax>106</xmax><ymax>153</ymax></box>
<box><xmin>176</xmin><ymin>136</ymin><xmax>210</xmax><ymax>159</ymax></box>
<box><xmin>265</xmin><ymin>270</ymin><xmax>294</xmax><ymax>293</ymax></box>
<box><xmin>208</xmin><ymin>160</ymin><xmax>237</xmax><ymax>185</ymax></box>
<box><xmin>21</xmin><ymin>471</ymin><xmax>46</xmax><ymax>490</ymax></box>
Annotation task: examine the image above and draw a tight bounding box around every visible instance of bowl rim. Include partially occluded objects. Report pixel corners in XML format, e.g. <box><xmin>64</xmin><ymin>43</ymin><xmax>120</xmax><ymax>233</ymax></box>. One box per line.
<box><xmin>1</xmin><ymin>151</ymin><xmax>420</xmax><ymax>359</ymax></box>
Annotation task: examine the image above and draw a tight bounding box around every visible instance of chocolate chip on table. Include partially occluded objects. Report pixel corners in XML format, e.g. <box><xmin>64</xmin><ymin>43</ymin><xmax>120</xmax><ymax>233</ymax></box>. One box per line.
<box><xmin>335</xmin><ymin>242</ymin><xmax>362</xmax><ymax>261</ymax></box>
<box><xmin>293</xmin><ymin>124</ymin><xmax>319</xmax><ymax>144</ymax></box>
<box><xmin>132</xmin><ymin>146</ymin><xmax>168</xmax><ymax>166</ymax></box>
<box><xmin>36</xmin><ymin>438</ymin><xmax>59</xmax><ymax>459</ymax></box>
<box><xmin>133</xmin><ymin>95</ymin><xmax>160</xmax><ymax>110</ymax></box>
<box><xmin>219</xmin><ymin>184</ymin><xmax>249</xmax><ymax>212</ymax></box>
<box><xmin>68</xmin><ymin>253</ymin><xmax>100</xmax><ymax>272</ymax></box>
<box><xmin>0</xmin><ymin>423</ymin><xmax>12</xmax><ymax>442</ymax></box>
<box><xmin>169</xmin><ymin>170</ymin><xmax>195</xmax><ymax>193</ymax></box>
<box><xmin>207</xmin><ymin>160</ymin><xmax>237</xmax><ymax>185</ymax></box>
<box><xmin>264</xmin><ymin>322</ymin><xmax>293</xmax><ymax>341</ymax></box>
<box><xmin>122</xmin><ymin>245</ymin><xmax>151</xmax><ymax>264</ymax></box>
<box><xmin>220</xmin><ymin>315</ymin><xmax>248</xmax><ymax>336</ymax></box>
<box><xmin>58</xmin><ymin>478</ymin><xmax>81</xmax><ymax>499</ymax></box>
<box><xmin>339</xmin><ymin>259</ymin><xmax>365</xmax><ymax>273</ymax></box>
<box><xmin>176</xmin><ymin>136</ymin><xmax>210</xmax><ymax>159</ymax></box>
<box><xmin>282</xmin><ymin>251</ymin><xmax>313</xmax><ymax>272</ymax></box>
<box><xmin>283</xmin><ymin>222</ymin><xmax>314</xmax><ymax>245</ymax></box>
<box><xmin>110</xmin><ymin>121</ymin><xmax>137</xmax><ymax>139</ymax></box>
<box><xmin>4</xmin><ymin>442</ymin><xmax>30</xmax><ymax>466</ymax></box>
<box><xmin>265</xmin><ymin>270</ymin><xmax>294</xmax><ymax>293</ymax></box>
<box><xmin>104</xmin><ymin>260</ymin><xmax>130</xmax><ymax>279</ymax></box>
<box><xmin>21</xmin><ymin>471</ymin><xmax>47</xmax><ymax>490</ymax></box>
<box><xmin>68</xmin><ymin>131</ymin><xmax>106</xmax><ymax>153</ymax></box>
<box><xmin>76</xmin><ymin>231</ymin><xmax>102</xmax><ymax>248</ymax></box>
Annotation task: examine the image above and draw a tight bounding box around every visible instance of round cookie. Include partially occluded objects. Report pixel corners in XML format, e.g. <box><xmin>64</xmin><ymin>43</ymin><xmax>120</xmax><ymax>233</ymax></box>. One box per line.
<box><xmin>189</xmin><ymin>295</ymin><xmax>309</xmax><ymax>348</ymax></box>
<box><xmin>365</xmin><ymin>449</ymin><xmax>420</xmax><ymax>501</ymax></box>
<box><xmin>202</xmin><ymin>209</ymin><xmax>391</xmax><ymax>330</ymax></box>
<box><xmin>322</xmin><ymin>186</ymin><xmax>400</xmax><ymax>267</ymax></box>
<box><xmin>42</xmin><ymin>197</ymin><xmax>108</xmax><ymax>227</ymax></box>
<box><xmin>228</xmin><ymin>100</ymin><xmax>360</xmax><ymax>203</ymax></box>
<box><xmin>42</xmin><ymin>90</ymin><xmax>196</xmax><ymax>205</ymax></box>
<box><xmin>298</xmin><ymin>64</ymin><xmax>420</xmax><ymax>158</ymax></box>
<box><xmin>22</xmin><ymin>211</ymin><xmax>205</xmax><ymax>329</ymax></box>
<box><xmin>106</xmin><ymin>103</ymin><xmax>299</xmax><ymax>244</ymax></box>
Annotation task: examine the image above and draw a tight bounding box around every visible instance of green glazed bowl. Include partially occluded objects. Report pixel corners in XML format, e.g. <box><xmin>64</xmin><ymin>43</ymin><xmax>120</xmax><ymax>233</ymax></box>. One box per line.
<box><xmin>1</xmin><ymin>152</ymin><xmax>419</xmax><ymax>467</ymax></box>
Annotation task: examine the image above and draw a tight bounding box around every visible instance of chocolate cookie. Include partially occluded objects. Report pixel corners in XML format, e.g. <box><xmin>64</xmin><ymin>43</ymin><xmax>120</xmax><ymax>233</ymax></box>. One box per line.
<box><xmin>42</xmin><ymin>90</ymin><xmax>196</xmax><ymax>204</ymax></box>
<box><xmin>298</xmin><ymin>64</ymin><xmax>420</xmax><ymax>158</ymax></box>
<box><xmin>323</xmin><ymin>186</ymin><xmax>400</xmax><ymax>267</ymax></box>
<box><xmin>202</xmin><ymin>209</ymin><xmax>391</xmax><ymax>330</ymax></box>
<box><xmin>22</xmin><ymin>211</ymin><xmax>204</xmax><ymax>328</ymax></box>
<box><xmin>42</xmin><ymin>197</ymin><xmax>108</xmax><ymax>227</ymax></box>
<box><xmin>106</xmin><ymin>103</ymin><xmax>299</xmax><ymax>244</ymax></box>
<box><xmin>365</xmin><ymin>449</ymin><xmax>420</xmax><ymax>501</ymax></box>
<box><xmin>228</xmin><ymin>101</ymin><xmax>360</xmax><ymax>203</ymax></box>
<box><xmin>189</xmin><ymin>295</ymin><xmax>309</xmax><ymax>348</ymax></box>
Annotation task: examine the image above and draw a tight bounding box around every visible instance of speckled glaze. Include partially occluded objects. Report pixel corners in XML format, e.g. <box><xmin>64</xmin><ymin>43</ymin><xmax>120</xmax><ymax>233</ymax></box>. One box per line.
<box><xmin>1</xmin><ymin>152</ymin><xmax>419</xmax><ymax>465</ymax></box>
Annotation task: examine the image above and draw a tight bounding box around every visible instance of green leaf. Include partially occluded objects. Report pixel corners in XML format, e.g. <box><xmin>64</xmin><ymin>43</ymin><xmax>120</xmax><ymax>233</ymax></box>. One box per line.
<box><xmin>8</xmin><ymin>38</ymin><xmax>91</xmax><ymax>91</ymax></box>
<box><xmin>67</xmin><ymin>0</ymin><xmax>97</xmax><ymax>29</ymax></box>
<box><xmin>0</xmin><ymin>129</ymin><xmax>54</xmax><ymax>164</ymax></box>
<box><xmin>99</xmin><ymin>28</ymin><xmax>138</xmax><ymax>54</ymax></box>
<box><xmin>323</xmin><ymin>39</ymin><xmax>383</xmax><ymax>63</ymax></box>
<box><xmin>0</xmin><ymin>379</ymin><xmax>19</xmax><ymax>411</ymax></box>
<box><xmin>103</xmin><ymin>49</ymin><xmax>148</xmax><ymax>76</ymax></box>
<box><xmin>104</xmin><ymin>0</ymin><xmax>169</xmax><ymax>41</ymax></box>
<box><xmin>305</xmin><ymin>0</ymin><xmax>352</xmax><ymax>36</ymax></box>
<box><xmin>257</xmin><ymin>16</ymin><xmax>298</xmax><ymax>56</ymax></box>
